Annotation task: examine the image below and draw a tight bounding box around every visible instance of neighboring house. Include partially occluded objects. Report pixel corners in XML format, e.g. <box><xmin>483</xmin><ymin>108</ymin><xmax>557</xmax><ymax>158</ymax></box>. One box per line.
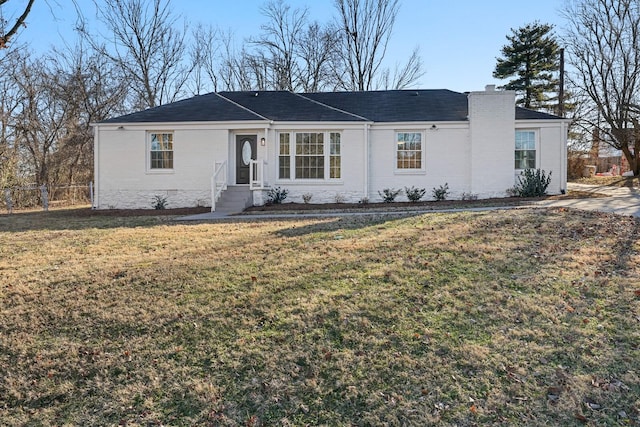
<box><xmin>93</xmin><ymin>85</ymin><xmax>568</xmax><ymax>210</ymax></box>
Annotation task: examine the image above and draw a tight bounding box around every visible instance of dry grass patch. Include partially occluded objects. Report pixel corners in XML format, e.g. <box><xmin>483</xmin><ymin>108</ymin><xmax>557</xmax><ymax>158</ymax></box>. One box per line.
<box><xmin>1</xmin><ymin>208</ymin><xmax>639</xmax><ymax>425</ymax></box>
<box><xmin>573</xmin><ymin>176</ymin><xmax>640</xmax><ymax>188</ymax></box>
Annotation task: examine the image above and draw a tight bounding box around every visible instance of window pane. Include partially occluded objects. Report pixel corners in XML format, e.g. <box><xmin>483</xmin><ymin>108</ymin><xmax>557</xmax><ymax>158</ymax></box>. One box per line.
<box><xmin>279</xmin><ymin>156</ymin><xmax>290</xmax><ymax>179</ymax></box>
<box><xmin>279</xmin><ymin>133</ymin><xmax>291</xmax><ymax>178</ymax></box>
<box><xmin>293</xmin><ymin>132</ymin><xmax>327</xmax><ymax>179</ymax></box>
<box><xmin>330</xmin><ymin>133</ymin><xmax>341</xmax><ymax>155</ymax></box>
<box><xmin>515</xmin><ymin>131</ymin><xmax>536</xmax><ymax>169</ymax></box>
<box><xmin>396</xmin><ymin>132</ymin><xmax>422</xmax><ymax>169</ymax></box>
<box><xmin>150</xmin><ymin>133</ymin><xmax>174</xmax><ymax>169</ymax></box>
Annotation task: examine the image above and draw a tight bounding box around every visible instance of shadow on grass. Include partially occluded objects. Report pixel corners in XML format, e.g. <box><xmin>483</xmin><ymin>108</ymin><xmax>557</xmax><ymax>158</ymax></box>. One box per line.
<box><xmin>273</xmin><ymin>211</ymin><xmax>429</xmax><ymax>238</ymax></box>
<box><xmin>0</xmin><ymin>207</ymin><xmax>211</xmax><ymax>232</ymax></box>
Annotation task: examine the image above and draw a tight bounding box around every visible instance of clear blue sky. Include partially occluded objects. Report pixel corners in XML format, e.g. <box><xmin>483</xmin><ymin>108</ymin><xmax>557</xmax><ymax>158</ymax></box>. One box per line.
<box><xmin>7</xmin><ymin>0</ymin><xmax>566</xmax><ymax>93</ymax></box>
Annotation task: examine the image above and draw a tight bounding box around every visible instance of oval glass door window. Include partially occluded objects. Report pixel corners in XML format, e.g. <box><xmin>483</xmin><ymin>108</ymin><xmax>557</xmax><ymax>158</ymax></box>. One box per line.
<box><xmin>242</xmin><ymin>140</ymin><xmax>252</xmax><ymax>165</ymax></box>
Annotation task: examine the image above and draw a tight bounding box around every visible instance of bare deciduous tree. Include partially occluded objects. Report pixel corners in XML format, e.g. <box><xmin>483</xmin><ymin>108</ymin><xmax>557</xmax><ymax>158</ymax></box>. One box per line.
<box><xmin>250</xmin><ymin>0</ymin><xmax>307</xmax><ymax>91</ymax></box>
<box><xmin>226</xmin><ymin>0</ymin><xmax>340</xmax><ymax>92</ymax></box>
<box><xmin>4</xmin><ymin>43</ymin><xmax>128</xmax><ymax>191</ymax></box>
<box><xmin>564</xmin><ymin>0</ymin><xmax>640</xmax><ymax>175</ymax></box>
<box><xmin>0</xmin><ymin>47</ymin><xmax>23</xmax><ymax>188</ymax></box>
<box><xmin>377</xmin><ymin>46</ymin><xmax>424</xmax><ymax>90</ymax></box>
<box><xmin>333</xmin><ymin>0</ymin><xmax>401</xmax><ymax>91</ymax></box>
<box><xmin>11</xmin><ymin>54</ymin><xmax>66</xmax><ymax>187</ymax></box>
<box><xmin>47</xmin><ymin>43</ymin><xmax>129</xmax><ymax>186</ymax></box>
<box><xmin>0</xmin><ymin>0</ymin><xmax>35</xmax><ymax>48</ymax></box>
<box><xmin>189</xmin><ymin>23</ymin><xmax>221</xmax><ymax>94</ymax></box>
<box><xmin>297</xmin><ymin>22</ymin><xmax>341</xmax><ymax>92</ymax></box>
<box><xmin>79</xmin><ymin>0</ymin><xmax>191</xmax><ymax>109</ymax></box>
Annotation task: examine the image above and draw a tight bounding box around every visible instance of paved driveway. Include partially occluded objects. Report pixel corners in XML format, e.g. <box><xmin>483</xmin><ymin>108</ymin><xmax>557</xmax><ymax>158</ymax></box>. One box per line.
<box><xmin>534</xmin><ymin>183</ymin><xmax>640</xmax><ymax>217</ymax></box>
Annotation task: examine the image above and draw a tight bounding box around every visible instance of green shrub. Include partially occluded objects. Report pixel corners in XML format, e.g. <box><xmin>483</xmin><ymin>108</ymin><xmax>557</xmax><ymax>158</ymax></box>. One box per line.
<box><xmin>514</xmin><ymin>169</ymin><xmax>551</xmax><ymax>197</ymax></box>
<box><xmin>152</xmin><ymin>194</ymin><xmax>168</xmax><ymax>210</ymax></box>
<box><xmin>404</xmin><ymin>186</ymin><xmax>426</xmax><ymax>202</ymax></box>
<box><xmin>266</xmin><ymin>187</ymin><xmax>289</xmax><ymax>204</ymax></box>
<box><xmin>432</xmin><ymin>183</ymin><xmax>449</xmax><ymax>201</ymax></box>
<box><xmin>378</xmin><ymin>188</ymin><xmax>402</xmax><ymax>203</ymax></box>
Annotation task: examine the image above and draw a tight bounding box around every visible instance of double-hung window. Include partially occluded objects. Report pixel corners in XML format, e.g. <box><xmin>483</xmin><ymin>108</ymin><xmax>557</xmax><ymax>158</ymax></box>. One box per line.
<box><xmin>149</xmin><ymin>132</ymin><xmax>174</xmax><ymax>170</ymax></box>
<box><xmin>396</xmin><ymin>131</ymin><xmax>423</xmax><ymax>170</ymax></box>
<box><xmin>278</xmin><ymin>131</ymin><xmax>341</xmax><ymax>180</ymax></box>
<box><xmin>515</xmin><ymin>130</ymin><xmax>536</xmax><ymax>169</ymax></box>
<box><xmin>295</xmin><ymin>132</ymin><xmax>325</xmax><ymax>179</ymax></box>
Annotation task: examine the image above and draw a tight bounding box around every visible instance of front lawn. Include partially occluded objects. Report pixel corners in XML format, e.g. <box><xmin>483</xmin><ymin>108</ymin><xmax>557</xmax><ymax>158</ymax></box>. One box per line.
<box><xmin>0</xmin><ymin>208</ymin><xmax>639</xmax><ymax>425</ymax></box>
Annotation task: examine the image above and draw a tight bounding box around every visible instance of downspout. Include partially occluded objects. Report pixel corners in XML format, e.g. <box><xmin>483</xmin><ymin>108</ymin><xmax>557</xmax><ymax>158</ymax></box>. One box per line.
<box><xmin>363</xmin><ymin>123</ymin><xmax>370</xmax><ymax>200</ymax></box>
<box><xmin>93</xmin><ymin>124</ymin><xmax>100</xmax><ymax>209</ymax></box>
<box><xmin>264</xmin><ymin>123</ymin><xmax>272</xmax><ymax>188</ymax></box>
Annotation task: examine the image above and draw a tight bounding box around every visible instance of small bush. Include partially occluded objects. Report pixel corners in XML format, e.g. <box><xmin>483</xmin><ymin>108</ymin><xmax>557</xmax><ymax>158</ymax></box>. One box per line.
<box><xmin>152</xmin><ymin>194</ymin><xmax>168</xmax><ymax>210</ymax></box>
<box><xmin>514</xmin><ymin>169</ymin><xmax>551</xmax><ymax>197</ymax></box>
<box><xmin>378</xmin><ymin>188</ymin><xmax>402</xmax><ymax>203</ymax></box>
<box><xmin>334</xmin><ymin>193</ymin><xmax>346</xmax><ymax>204</ymax></box>
<box><xmin>461</xmin><ymin>192</ymin><xmax>478</xmax><ymax>201</ymax></box>
<box><xmin>432</xmin><ymin>183</ymin><xmax>449</xmax><ymax>201</ymax></box>
<box><xmin>404</xmin><ymin>186</ymin><xmax>426</xmax><ymax>202</ymax></box>
<box><xmin>302</xmin><ymin>193</ymin><xmax>312</xmax><ymax>204</ymax></box>
<box><xmin>505</xmin><ymin>187</ymin><xmax>518</xmax><ymax>197</ymax></box>
<box><xmin>358</xmin><ymin>197</ymin><xmax>369</xmax><ymax>205</ymax></box>
<box><xmin>266</xmin><ymin>187</ymin><xmax>289</xmax><ymax>204</ymax></box>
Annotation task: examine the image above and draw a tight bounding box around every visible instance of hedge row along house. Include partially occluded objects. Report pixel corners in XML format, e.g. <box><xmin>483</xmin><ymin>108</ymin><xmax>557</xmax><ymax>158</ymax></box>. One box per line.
<box><xmin>92</xmin><ymin>85</ymin><xmax>568</xmax><ymax>211</ymax></box>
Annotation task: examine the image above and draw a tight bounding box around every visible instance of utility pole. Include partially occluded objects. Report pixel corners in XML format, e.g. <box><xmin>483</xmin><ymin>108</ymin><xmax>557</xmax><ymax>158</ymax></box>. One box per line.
<box><xmin>558</xmin><ymin>48</ymin><xmax>565</xmax><ymax>117</ymax></box>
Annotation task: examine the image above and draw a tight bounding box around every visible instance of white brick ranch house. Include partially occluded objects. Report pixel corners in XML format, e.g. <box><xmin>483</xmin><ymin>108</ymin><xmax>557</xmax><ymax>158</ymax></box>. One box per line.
<box><xmin>92</xmin><ymin>86</ymin><xmax>569</xmax><ymax>211</ymax></box>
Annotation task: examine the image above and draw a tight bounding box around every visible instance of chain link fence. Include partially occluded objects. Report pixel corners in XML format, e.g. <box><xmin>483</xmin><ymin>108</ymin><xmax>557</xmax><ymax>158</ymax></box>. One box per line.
<box><xmin>1</xmin><ymin>183</ymin><xmax>94</xmax><ymax>213</ymax></box>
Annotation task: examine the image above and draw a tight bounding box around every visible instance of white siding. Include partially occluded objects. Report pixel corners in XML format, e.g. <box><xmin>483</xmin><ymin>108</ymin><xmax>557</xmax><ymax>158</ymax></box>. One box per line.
<box><xmin>96</xmin><ymin>126</ymin><xmax>230</xmax><ymax>209</ymax></box>
<box><xmin>368</xmin><ymin>124</ymin><xmax>471</xmax><ymax>201</ymax></box>
<box><xmin>94</xmin><ymin>90</ymin><xmax>568</xmax><ymax>209</ymax></box>
<box><xmin>469</xmin><ymin>88</ymin><xmax>517</xmax><ymax>198</ymax></box>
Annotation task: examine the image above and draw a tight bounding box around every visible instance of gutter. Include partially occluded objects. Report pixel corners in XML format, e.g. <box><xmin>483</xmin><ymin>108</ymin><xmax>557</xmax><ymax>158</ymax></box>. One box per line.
<box><xmin>364</xmin><ymin>123</ymin><xmax>370</xmax><ymax>199</ymax></box>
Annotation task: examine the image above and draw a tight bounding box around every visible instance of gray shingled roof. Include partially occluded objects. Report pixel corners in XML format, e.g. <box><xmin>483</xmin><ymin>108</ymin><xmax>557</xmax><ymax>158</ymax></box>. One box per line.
<box><xmin>515</xmin><ymin>107</ymin><xmax>562</xmax><ymax>120</ymax></box>
<box><xmin>100</xmin><ymin>92</ymin><xmax>265</xmax><ymax>123</ymax></box>
<box><xmin>101</xmin><ymin>89</ymin><xmax>563</xmax><ymax>124</ymax></box>
<box><xmin>219</xmin><ymin>91</ymin><xmax>367</xmax><ymax>122</ymax></box>
<box><xmin>304</xmin><ymin>90</ymin><xmax>470</xmax><ymax>122</ymax></box>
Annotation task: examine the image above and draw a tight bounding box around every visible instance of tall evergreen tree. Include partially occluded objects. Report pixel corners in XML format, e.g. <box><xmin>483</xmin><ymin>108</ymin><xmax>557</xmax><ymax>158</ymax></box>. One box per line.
<box><xmin>493</xmin><ymin>22</ymin><xmax>559</xmax><ymax>110</ymax></box>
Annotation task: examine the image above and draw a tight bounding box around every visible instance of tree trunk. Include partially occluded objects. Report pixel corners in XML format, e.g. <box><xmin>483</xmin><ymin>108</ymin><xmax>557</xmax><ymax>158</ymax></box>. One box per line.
<box><xmin>620</xmin><ymin>143</ymin><xmax>640</xmax><ymax>176</ymax></box>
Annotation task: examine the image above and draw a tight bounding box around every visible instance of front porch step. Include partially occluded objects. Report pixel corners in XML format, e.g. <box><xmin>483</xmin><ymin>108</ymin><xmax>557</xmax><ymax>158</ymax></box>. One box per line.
<box><xmin>215</xmin><ymin>186</ymin><xmax>252</xmax><ymax>213</ymax></box>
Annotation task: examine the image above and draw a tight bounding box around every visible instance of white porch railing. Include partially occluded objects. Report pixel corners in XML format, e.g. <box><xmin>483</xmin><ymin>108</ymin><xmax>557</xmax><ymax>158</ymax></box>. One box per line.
<box><xmin>211</xmin><ymin>160</ymin><xmax>227</xmax><ymax>212</ymax></box>
<box><xmin>249</xmin><ymin>160</ymin><xmax>267</xmax><ymax>190</ymax></box>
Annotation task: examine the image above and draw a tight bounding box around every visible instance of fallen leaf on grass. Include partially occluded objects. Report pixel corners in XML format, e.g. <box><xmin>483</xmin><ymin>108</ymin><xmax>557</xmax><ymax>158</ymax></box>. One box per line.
<box><xmin>470</xmin><ymin>404</ymin><xmax>477</xmax><ymax>414</ymax></box>
<box><xmin>245</xmin><ymin>415</ymin><xmax>258</xmax><ymax>427</ymax></box>
<box><xmin>574</xmin><ymin>413</ymin><xmax>588</xmax><ymax>422</ymax></box>
<box><xmin>634</xmin><ymin>289</ymin><xmax>640</xmax><ymax>297</ymax></box>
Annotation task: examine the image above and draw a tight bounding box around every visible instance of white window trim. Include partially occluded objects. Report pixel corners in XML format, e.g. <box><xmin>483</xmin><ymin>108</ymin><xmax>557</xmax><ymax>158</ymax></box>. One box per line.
<box><xmin>515</xmin><ymin>129</ymin><xmax>539</xmax><ymax>171</ymax></box>
<box><xmin>394</xmin><ymin>130</ymin><xmax>426</xmax><ymax>175</ymax></box>
<box><xmin>276</xmin><ymin>130</ymin><xmax>343</xmax><ymax>183</ymax></box>
<box><xmin>146</xmin><ymin>131</ymin><xmax>175</xmax><ymax>174</ymax></box>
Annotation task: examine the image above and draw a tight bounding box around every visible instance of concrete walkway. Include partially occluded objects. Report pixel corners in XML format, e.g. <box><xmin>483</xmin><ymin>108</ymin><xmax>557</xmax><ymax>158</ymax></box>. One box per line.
<box><xmin>533</xmin><ymin>182</ymin><xmax>640</xmax><ymax>218</ymax></box>
<box><xmin>177</xmin><ymin>183</ymin><xmax>640</xmax><ymax>221</ymax></box>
